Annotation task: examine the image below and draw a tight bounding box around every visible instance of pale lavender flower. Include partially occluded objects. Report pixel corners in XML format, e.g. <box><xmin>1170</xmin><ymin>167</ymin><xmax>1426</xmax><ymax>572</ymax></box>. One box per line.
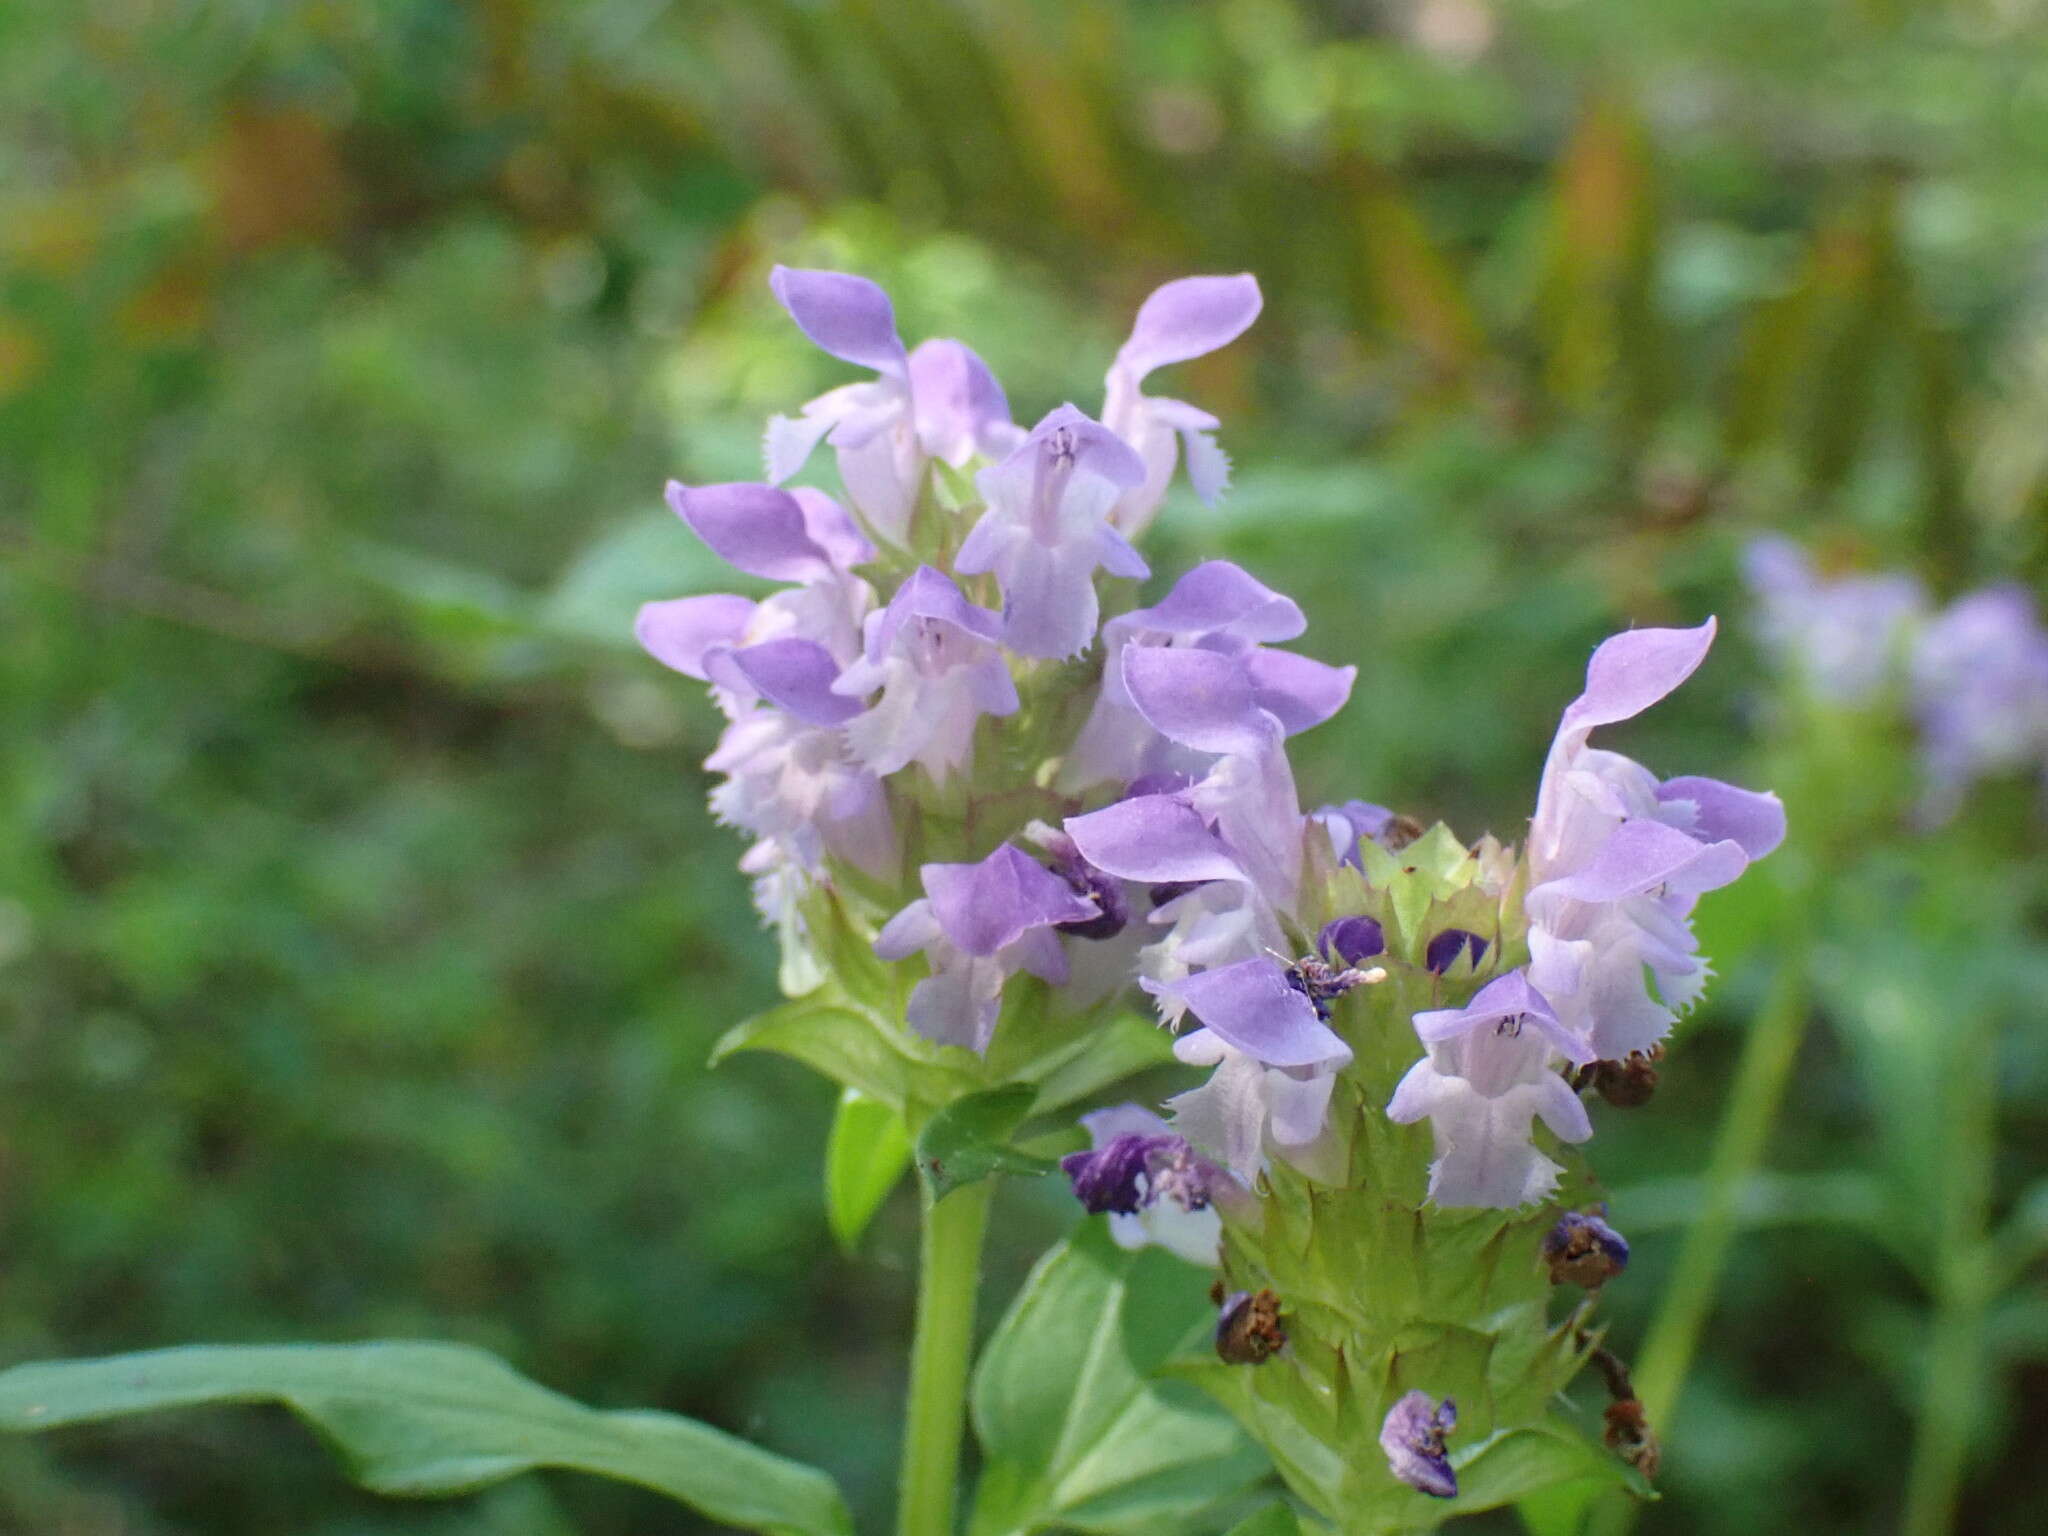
<box><xmin>1102</xmin><ymin>275</ymin><xmax>1263</xmax><ymax>537</ymax></box>
<box><xmin>1742</xmin><ymin>535</ymin><xmax>1926</xmax><ymax>705</ymax></box>
<box><xmin>832</xmin><ymin>566</ymin><xmax>1018</xmax><ymax>782</ymax></box>
<box><xmin>957</xmin><ymin>404</ymin><xmax>1150</xmax><ymax>657</ymax></box>
<box><xmin>1388</xmin><ymin>972</ymin><xmax>1594</xmax><ymax>1208</ymax></box>
<box><xmin>874</xmin><ymin>844</ymin><xmax>1096</xmax><ymax>1051</ymax></box>
<box><xmin>1910</xmin><ymin>585</ymin><xmax>2048</xmax><ymax>824</ymax></box>
<box><xmin>1063</xmin><ymin>1104</ymin><xmax>1229</xmax><ymax>1265</ymax></box>
<box><xmin>764</xmin><ymin>267</ymin><xmax>1015</xmax><ymax>543</ymax></box>
<box><xmin>1380</xmin><ymin>1391</ymin><xmax>1458</xmax><ymax>1499</ymax></box>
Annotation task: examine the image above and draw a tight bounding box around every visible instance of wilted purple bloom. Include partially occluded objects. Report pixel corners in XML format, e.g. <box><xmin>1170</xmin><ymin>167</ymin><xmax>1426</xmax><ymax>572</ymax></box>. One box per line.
<box><xmin>1389</xmin><ymin>972</ymin><xmax>1594</xmax><ymax>1208</ymax></box>
<box><xmin>1910</xmin><ymin>585</ymin><xmax>2048</xmax><ymax>823</ymax></box>
<box><xmin>1061</xmin><ymin>1105</ymin><xmax>1229</xmax><ymax>1265</ymax></box>
<box><xmin>1102</xmin><ymin>275</ymin><xmax>1262</xmax><ymax>537</ymax></box>
<box><xmin>957</xmin><ymin>404</ymin><xmax>1150</xmax><ymax>657</ymax></box>
<box><xmin>1318</xmin><ymin>914</ymin><xmax>1386</xmax><ymax>966</ymax></box>
<box><xmin>1423</xmin><ymin>928</ymin><xmax>1489</xmax><ymax>975</ymax></box>
<box><xmin>1542</xmin><ymin>1208</ymin><xmax>1631</xmax><ymax>1288</ymax></box>
<box><xmin>1743</xmin><ymin>535</ymin><xmax>1926</xmax><ymax>705</ymax></box>
<box><xmin>1380</xmin><ymin>1391</ymin><xmax>1458</xmax><ymax>1499</ymax></box>
<box><xmin>874</xmin><ymin>844</ymin><xmax>1096</xmax><ymax>1052</ymax></box>
<box><xmin>832</xmin><ymin>566</ymin><xmax>1018</xmax><ymax>782</ymax></box>
<box><xmin>764</xmin><ymin>267</ymin><xmax>1016</xmax><ymax>544</ymax></box>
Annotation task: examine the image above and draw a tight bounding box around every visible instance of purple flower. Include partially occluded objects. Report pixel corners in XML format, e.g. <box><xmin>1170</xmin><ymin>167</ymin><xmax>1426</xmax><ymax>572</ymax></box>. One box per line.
<box><xmin>1389</xmin><ymin>972</ymin><xmax>1594</xmax><ymax>1208</ymax></box>
<box><xmin>1313</xmin><ymin>799</ymin><xmax>1415</xmax><ymax>865</ymax></box>
<box><xmin>1062</xmin><ymin>1105</ymin><xmax>1229</xmax><ymax>1265</ymax></box>
<box><xmin>1318</xmin><ymin>914</ymin><xmax>1386</xmax><ymax>966</ymax></box>
<box><xmin>1148</xmin><ymin>957</ymin><xmax>1355</xmax><ymax>1179</ymax></box>
<box><xmin>1525</xmin><ymin>622</ymin><xmax>1784</xmax><ymax>1061</ymax></box>
<box><xmin>1910</xmin><ymin>585</ymin><xmax>2048</xmax><ymax>823</ymax></box>
<box><xmin>763</xmin><ymin>267</ymin><xmax>1015</xmax><ymax>544</ymax></box>
<box><xmin>832</xmin><ymin>567</ymin><xmax>1018</xmax><ymax>782</ymax></box>
<box><xmin>956</xmin><ymin>405</ymin><xmax>1151</xmax><ymax>658</ymax></box>
<box><xmin>874</xmin><ymin>844</ymin><xmax>1097</xmax><ymax>1052</ymax></box>
<box><xmin>1743</xmin><ymin>535</ymin><xmax>1926</xmax><ymax>705</ymax></box>
<box><xmin>1380</xmin><ymin>1391</ymin><xmax>1458</xmax><ymax>1499</ymax></box>
<box><xmin>1101</xmin><ymin>275</ymin><xmax>1263</xmax><ymax>537</ymax></box>
<box><xmin>1027</xmin><ymin>823</ymin><xmax>1129</xmax><ymax>941</ymax></box>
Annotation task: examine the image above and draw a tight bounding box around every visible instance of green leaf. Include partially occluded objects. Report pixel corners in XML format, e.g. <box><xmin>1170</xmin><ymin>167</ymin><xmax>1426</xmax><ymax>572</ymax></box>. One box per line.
<box><xmin>915</xmin><ymin>1084</ymin><xmax>1055</xmax><ymax>1204</ymax></box>
<box><xmin>969</xmin><ymin>1222</ymin><xmax>1271</xmax><ymax>1536</ymax></box>
<box><xmin>1222</xmin><ymin>1502</ymin><xmax>1306</xmax><ymax>1536</ymax></box>
<box><xmin>712</xmin><ymin>993</ymin><xmax>975</xmax><ymax>1117</ymax></box>
<box><xmin>825</xmin><ymin>1086</ymin><xmax>912</xmax><ymax>1252</ymax></box>
<box><xmin>0</xmin><ymin>1342</ymin><xmax>852</xmax><ymax>1536</ymax></box>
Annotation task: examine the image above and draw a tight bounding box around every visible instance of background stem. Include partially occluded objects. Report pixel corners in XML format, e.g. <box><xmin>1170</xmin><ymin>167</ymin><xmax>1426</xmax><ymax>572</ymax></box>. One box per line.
<box><xmin>898</xmin><ymin>1181</ymin><xmax>993</xmax><ymax>1536</ymax></box>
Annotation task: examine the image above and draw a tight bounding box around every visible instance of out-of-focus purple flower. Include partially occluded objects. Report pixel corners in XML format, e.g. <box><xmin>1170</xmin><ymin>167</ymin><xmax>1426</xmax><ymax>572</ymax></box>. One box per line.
<box><xmin>1389</xmin><ymin>972</ymin><xmax>1594</xmax><ymax>1208</ymax></box>
<box><xmin>1743</xmin><ymin>535</ymin><xmax>1926</xmax><ymax>705</ymax></box>
<box><xmin>1423</xmin><ymin>928</ymin><xmax>1489</xmax><ymax>975</ymax></box>
<box><xmin>874</xmin><ymin>844</ymin><xmax>1096</xmax><ymax>1052</ymax></box>
<box><xmin>1102</xmin><ymin>275</ymin><xmax>1262</xmax><ymax>537</ymax></box>
<box><xmin>1542</xmin><ymin>1208</ymin><xmax>1631</xmax><ymax>1288</ymax></box>
<box><xmin>1319</xmin><ymin>914</ymin><xmax>1386</xmax><ymax>966</ymax></box>
<box><xmin>1526</xmin><ymin>621</ymin><xmax>1784</xmax><ymax>1061</ymax></box>
<box><xmin>1910</xmin><ymin>585</ymin><xmax>2048</xmax><ymax>823</ymax></box>
<box><xmin>957</xmin><ymin>405</ymin><xmax>1150</xmax><ymax>657</ymax></box>
<box><xmin>763</xmin><ymin>267</ymin><xmax>1015</xmax><ymax>544</ymax></box>
<box><xmin>1148</xmin><ymin>957</ymin><xmax>1355</xmax><ymax>1179</ymax></box>
<box><xmin>1379</xmin><ymin>1391</ymin><xmax>1458</xmax><ymax>1499</ymax></box>
<box><xmin>1062</xmin><ymin>1105</ymin><xmax>1230</xmax><ymax>1265</ymax></box>
<box><xmin>832</xmin><ymin>567</ymin><xmax>1018</xmax><ymax>782</ymax></box>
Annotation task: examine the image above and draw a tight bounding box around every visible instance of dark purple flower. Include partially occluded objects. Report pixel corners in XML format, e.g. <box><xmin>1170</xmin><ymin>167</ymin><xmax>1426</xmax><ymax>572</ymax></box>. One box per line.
<box><xmin>1542</xmin><ymin>1209</ymin><xmax>1631</xmax><ymax>1288</ymax></box>
<box><xmin>1030</xmin><ymin>825</ymin><xmax>1130</xmax><ymax>941</ymax></box>
<box><xmin>1424</xmin><ymin>928</ymin><xmax>1488</xmax><ymax>974</ymax></box>
<box><xmin>1318</xmin><ymin>914</ymin><xmax>1385</xmax><ymax>966</ymax></box>
<box><xmin>1380</xmin><ymin>1390</ymin><xmax>1458</xmax><ymax>1498</ymax></box>
<box><xmin>1061</xmin><ymin>1132</ymin><xmax>1215</xmax><ymax>1216</ymax></box>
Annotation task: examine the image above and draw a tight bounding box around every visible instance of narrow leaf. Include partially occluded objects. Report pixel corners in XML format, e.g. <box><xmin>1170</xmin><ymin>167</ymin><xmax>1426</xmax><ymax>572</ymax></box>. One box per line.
<box><xmin>0</xmin><ymin>1343</ymin><xmax>852</xmax><ymax>1536</ymax></box>
<box><xmin>826</xmin><ymin>1086</ymin><xmax>912</xmax><ymax>1251</ymax></box>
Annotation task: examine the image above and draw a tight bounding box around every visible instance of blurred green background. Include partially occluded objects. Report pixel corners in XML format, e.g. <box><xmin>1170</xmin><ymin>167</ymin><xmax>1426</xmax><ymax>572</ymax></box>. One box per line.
<box><xmin>4</xmin><ymin>0</ymin><xmax>2046</xmax><ymax>1531</ymax></box>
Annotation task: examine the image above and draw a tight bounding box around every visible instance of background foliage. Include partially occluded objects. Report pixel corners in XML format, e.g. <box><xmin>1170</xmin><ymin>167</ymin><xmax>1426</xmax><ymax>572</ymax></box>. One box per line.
<box><xmin>3</xmin><ymin>0</ymin><xmax>2045</xmax><ymax>1531</ymax></box>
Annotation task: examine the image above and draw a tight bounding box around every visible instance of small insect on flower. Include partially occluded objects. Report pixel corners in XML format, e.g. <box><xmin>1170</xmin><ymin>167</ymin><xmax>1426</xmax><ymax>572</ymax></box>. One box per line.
<box><xmin>1575</xmin><ymin>1045</ymin><xmax>1663</xmax><ymax>1108</ymax></box>
<box><xmin>1213</xmin><ymin>1286</ymin><xmax>1287</xmax><ymax>1364</ymax></box>
<box><xmin>1276</xmin><ymin>949</ymin><xmax>1381</xmax><ymax>1021</ymax></box>
<box><xmin>1542</xmin><ymin>1209</ymin><xmax>1630</xmax><ymax>1288</ymax></box>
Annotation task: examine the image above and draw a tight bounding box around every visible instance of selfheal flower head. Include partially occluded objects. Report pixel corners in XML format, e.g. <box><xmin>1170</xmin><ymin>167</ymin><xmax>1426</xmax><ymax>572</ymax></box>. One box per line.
<box><xmin>1909</xmin><ymin>584</ymin><xmax>2048</xmax><ymax>823</ymax></box>
<box><xmin>1379</xmin><ymin>1391</ymin><xmax>1458</xmax><ymax>1499</ymax></box>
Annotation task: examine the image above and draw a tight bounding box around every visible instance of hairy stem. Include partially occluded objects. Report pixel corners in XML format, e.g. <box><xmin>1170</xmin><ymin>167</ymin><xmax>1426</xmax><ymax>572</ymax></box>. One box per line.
<box><xmin>899</xmin><ymin>1181</ymin><xmax>993</xmax><ymax>1536</ymax></box>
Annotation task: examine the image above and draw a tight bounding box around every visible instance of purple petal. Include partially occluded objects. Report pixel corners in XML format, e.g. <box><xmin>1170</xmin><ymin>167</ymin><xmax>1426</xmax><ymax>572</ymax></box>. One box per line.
<box><xmin>635</xmin><ymin>594</ymin><xmax>756</xmax><ymax>679</ymax></box>
<box><xmin>1162</xmin><ymin>958</ymin><xmax>1351</xmax><ymax>1069</ymax></box>
<box><xmin>769</xmin><ymin>266</ymin><xmax>906</xmax><ymax>377</ymax></box>
<box><xmin>1535</xmin><ymin>819</ymin><xmax>1749</xmax><ymax>905</ymax></box>
<box><xmin>922</xmin><ymin>844</ymin><xmax>1096</xmax><ymax>957</ymax></box>
<box><xmin>726</xmin><ymin>639</ymin><xmax>861</xmax><ymax>726</ymax></box>
<box><xmin>1413</xmin><ymin>969</ymin><xmax>1590</xmax><ymax>1066</ymax></box>
<box><xmin>1124</xmin><ymin>561</ymin><xmax>1305</xmax><ymax>642</ymax></box>
<box><xmin>866</xmin><ymin>565</ymin><xmax>1004</xmax><ymax>661</ymax></box>
<box><xmin>1379</xmin><ymin>1391</ymin><xmax>1458</xmax><ymax>1500</ymax></box>
<box><xmin>1116</xmin><ymin>274</ymin><xmax>1263</xmax><ymax>382</ymax></box>
<box><xmin>666</xmin><ymin>481</ymin><xmax>833</xmax><ymax>583</ymax></box>
<box><xmin>1063</xmin><ymin>796</ymin><xmax>1247</xmax><ymax>885</ymax></box>
<box><xmin>1656</xmin><ymin>776</ymin><xmax>1786</xmax><ymax>860</ymax></box>
<box><xmin>1008</xmin><ymin>402</ymin><xmax>1148</xmax><ymax>489</ymax></box>
<box><xmin>1567</xmin><ymin>620</ymin><xmax>1718</xmax><ymax>729</ymax></box>
<box><xmin>1122</xmin><ymin>646</ymin><xmax>1274</xmax><ymax>755</ymax></box>
<box><xmin>908</xmin><ymin>338</ymin><xmax>1013</xmax><ymax>463</ymax></box>
<box><xmin>1247</xmin><ymin>649</ymin><xmax>1355</xmax><ymax>735</ymax></box>
<box><xmin>789</xmin><ymin>487</ymin><xmax>875</xmax><ymax>572</ymax></box>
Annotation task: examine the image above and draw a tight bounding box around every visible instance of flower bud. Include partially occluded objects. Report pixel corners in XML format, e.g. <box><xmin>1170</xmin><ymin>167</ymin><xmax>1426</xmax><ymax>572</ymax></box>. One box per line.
<box><xmin>1424</xmin><ymin>927</ymin><xmax>1489</xmax><ymax>974</ymax></box>
<box><xmin>1317</xmin><ymin>914</ymin><xmax>1385</xmax><ymax>966</ymax></box>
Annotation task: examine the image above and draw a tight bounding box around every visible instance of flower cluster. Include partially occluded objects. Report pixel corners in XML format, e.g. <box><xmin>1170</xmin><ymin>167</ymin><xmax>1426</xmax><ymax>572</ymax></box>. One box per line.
<box><xmin>1744</xmin><ymin>535</ymin><xmax>2048</xmax><ymax>822</ymax></box>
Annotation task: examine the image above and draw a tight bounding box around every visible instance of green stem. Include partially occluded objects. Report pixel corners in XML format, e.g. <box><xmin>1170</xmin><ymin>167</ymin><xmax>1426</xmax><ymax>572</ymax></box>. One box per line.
<box><xmin>1588</xmin><ymin>952</ymin><xmax>1810</xmax><ymax>1536</ymax></box>
<box><xmin>898</xmin><ymin>1180</ymin><xmax>993</xmax><ymax>1536</ymax></box>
